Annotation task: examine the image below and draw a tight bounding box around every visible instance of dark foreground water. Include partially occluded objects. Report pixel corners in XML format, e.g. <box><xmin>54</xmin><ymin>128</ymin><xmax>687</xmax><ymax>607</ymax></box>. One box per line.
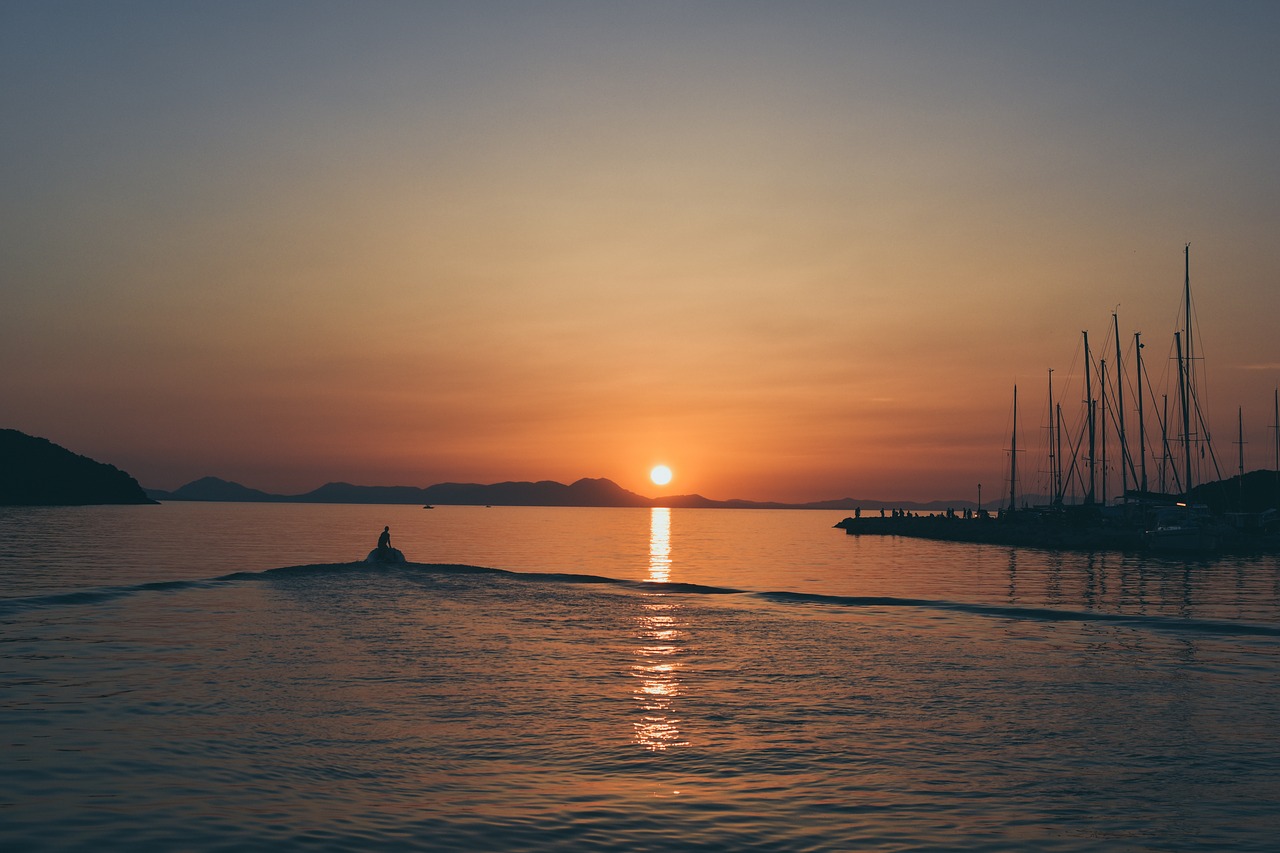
<box><xmin>3</xmin><ymin>504</ymin><xmax>1280</xmax><ymax>851</ymax></box>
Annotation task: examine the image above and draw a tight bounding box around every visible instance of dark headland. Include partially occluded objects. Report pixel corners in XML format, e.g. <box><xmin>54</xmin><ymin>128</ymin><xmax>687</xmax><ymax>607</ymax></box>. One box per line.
<box><xmin>1</xmin><ymin>429</ymin><xmax>155</xmax><ymax>506</ymax></box>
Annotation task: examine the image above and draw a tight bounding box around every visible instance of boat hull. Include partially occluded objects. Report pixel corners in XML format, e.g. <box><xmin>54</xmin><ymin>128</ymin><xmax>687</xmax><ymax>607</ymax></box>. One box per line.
<box><xmin>365</xmin><ymin>547</ymin><xmax>406</xmax><ymax>564</ymax></box>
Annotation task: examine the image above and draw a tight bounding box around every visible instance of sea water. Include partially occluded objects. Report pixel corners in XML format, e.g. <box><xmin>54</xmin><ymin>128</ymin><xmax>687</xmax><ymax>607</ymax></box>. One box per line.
<box><xmin>2</xmin><ymin>503</ymin><xmax>1280</xmax><ymax>851</ymax></box>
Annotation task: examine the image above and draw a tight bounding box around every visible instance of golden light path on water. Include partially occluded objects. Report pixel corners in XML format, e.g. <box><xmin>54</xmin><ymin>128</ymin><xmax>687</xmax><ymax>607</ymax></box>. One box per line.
<box><xmin>633</xmin><ymin>507</ymin><xmax>689</xmax><ymax>752</ymax></box>
<box><xmin>647</xmin><ymin>507</ymin><xmax>672</xmax><ymax>584</ymax></box>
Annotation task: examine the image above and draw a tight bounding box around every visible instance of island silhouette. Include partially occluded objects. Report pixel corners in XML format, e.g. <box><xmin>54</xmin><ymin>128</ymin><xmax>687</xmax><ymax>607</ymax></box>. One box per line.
<box><xmin>1</xmin><ymin>429</ymin><xmax>155</xmax><ymax>506</ymax></box>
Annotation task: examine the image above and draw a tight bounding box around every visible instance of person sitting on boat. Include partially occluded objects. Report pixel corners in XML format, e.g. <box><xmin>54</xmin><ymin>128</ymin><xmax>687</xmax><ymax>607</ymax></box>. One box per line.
<box><xmin>365</xmin><ymin>526</ymin><xmax>405</xmax><ymax>564</ymax></box>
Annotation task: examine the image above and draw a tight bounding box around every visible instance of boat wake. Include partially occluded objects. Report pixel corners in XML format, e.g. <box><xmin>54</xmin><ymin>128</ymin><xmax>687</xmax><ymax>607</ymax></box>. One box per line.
<box><xmin>756</xmin><ymin>590</ymin><xmax>1280</xmax><ymax>637</ymax></box>
<box><xmin>4</xmin><ymin>560</ymin><xmax>1278</xmax><ymax>640</ymax></box>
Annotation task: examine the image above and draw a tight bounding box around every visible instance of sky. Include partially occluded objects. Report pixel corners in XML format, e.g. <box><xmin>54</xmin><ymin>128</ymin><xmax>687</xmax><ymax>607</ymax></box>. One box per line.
<box><xmin>3</xmin><ymin>1</ymin><xmax>1279</xmax><ymax>503</ymax></box>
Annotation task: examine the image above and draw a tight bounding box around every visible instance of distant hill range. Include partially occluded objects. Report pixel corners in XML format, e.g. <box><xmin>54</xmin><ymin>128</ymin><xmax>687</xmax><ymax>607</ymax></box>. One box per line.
<box><xmin>1</xmin><ymin>429</ymin><xmax>155</xmax><ymax>506</ymax></box>
<box><xmin>146</xmin><ymin>475</ymin><xmax>968</xmax><ymax>511</ymax></box>
<box><xmin>147</xmin><ymin>472</ymin><xmax>1280</xmax><ymax>514</ymax></box>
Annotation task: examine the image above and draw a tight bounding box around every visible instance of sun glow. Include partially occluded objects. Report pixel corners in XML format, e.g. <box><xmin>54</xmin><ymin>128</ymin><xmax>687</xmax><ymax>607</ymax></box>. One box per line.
<box><xmin>650</xmin><ymin>465</ymin><xmax>673</xmax><ymax>487</ymax></box>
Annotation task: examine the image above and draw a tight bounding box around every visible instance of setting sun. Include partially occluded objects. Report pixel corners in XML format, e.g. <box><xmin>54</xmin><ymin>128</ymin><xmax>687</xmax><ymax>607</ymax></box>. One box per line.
<box><xmin>650</xmin><ymin>465</ymin><xmax>673</xmax><ymax>487</ymax></box>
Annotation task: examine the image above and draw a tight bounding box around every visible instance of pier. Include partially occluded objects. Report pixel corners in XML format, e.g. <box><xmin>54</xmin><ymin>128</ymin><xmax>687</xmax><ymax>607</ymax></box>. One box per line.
<box><xmin>835</xmin><ymin>502</ymin><xmax>1280</xmax><ymax>555</ymax></box>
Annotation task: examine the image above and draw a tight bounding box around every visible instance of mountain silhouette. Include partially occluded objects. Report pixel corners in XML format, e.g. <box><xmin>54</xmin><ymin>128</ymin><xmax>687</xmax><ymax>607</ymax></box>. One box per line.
<box><xmin>160</xmin><ymin>476</ymin><xmax>283</xmax><ymax>502</ymax></box>
<box><xmin>146</xmin><ymin>474</ymin><xmax>954</xmax><ymax>510</ymax></box>
<box><xmin>422</xmin><ymin>477</ymin><xmax>653</xmax><ymax>507</ymax></box>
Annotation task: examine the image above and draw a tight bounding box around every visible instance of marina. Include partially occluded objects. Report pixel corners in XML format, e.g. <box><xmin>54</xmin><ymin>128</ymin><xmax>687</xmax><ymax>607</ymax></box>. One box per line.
<box><xmin>841</xmin><ymin>247</ymin><xmax>1279</xmax><ymax>556</ymax></box>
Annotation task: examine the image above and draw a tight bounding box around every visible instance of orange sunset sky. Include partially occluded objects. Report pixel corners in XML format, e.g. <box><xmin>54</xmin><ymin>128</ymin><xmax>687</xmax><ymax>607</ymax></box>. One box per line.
<box><xmin>3</xmin><ymin>2</ymin><xmax>1279</xmax><ymax>503</ymax></box>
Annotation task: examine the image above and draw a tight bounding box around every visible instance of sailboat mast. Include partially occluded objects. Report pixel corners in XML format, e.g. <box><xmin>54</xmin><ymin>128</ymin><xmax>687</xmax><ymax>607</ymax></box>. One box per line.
<box><xmin>1056</xmin><ymin>403</ymin><xmax>1065</xmax><ymax>504</ymax></box>
<box><xmin>1135</xmin><ymin>332</ymin><xmax>1147</xmax><ymax>494</ymax></box>
<box><xmin>1185</xmin><ymin>243</ymin><xmax>1193</xmax><ymax>379</ymax></box>
<box><xmin>1161</xmin><ymin>394</ymin><xmax>1170</xmax><ymax>494</ymax></box>
<box><xmin>1084</xmin><ymin>331</ymin><xmax>1096</xmax><ymax>504</ymax></box>
<box><xmin>1044</xmin><ymin>366</ymin><xmax>1054</xmax><ymax>502</ymax></box>
<box><xmin>1113</xmin><ymin>313</ymin><xmax>1128</xmax><ymax>502</ymax></box>
<box><xmin>1101</xmin><ymin>360</ymin><xmax>1108</xmax><ymax>507</ymax></box>
<box><xmin>1176</xmin><ymin>331</ymin><xmax>1194</xmax><ymax>500</ymax></box>
<box><xmin>1238</xmin><ymin>408</ymin><xmax>1245</xmax><ymax>477</ymax></box>
<box><xmin>1178</xmin><ymin>243</ymin><xmax>1223</xmax><ymax>484</ymax></box>
<box><xmin>1235</xmin><ymin>406</ymin><xmax>1247</xmax><ymax>508</ymax></box>
<box><xmin>1009</xmin><ymin>385</ymin><xmax>1018</xmax><ymax>512</ymax></box>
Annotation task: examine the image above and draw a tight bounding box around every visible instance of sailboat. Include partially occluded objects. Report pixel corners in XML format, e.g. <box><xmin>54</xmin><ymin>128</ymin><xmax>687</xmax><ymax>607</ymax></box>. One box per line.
<box><xmin>1143</xmin><ymin>245</ymin><xmax>1219</xmax><ymax>552</ymax></box>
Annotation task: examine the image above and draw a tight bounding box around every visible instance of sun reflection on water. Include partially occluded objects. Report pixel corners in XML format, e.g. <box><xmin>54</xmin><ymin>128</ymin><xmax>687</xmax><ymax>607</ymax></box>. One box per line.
<box><xmin>632</xmin><ymin>602</ymin><xmax>689</xmax><ymax>751</ymax></box>
<box><xmin>632</xmin><ymin>507</ymin><xmax>689</xmax><ymax>751</ymax></box>
<box><xmin>648</xmin><ymin>506</ymin><xmax>671</xmax><ymax>583</ymax></box>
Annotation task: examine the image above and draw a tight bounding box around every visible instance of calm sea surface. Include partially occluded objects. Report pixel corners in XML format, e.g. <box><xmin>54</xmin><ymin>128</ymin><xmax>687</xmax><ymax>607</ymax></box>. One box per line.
<box><xmin>3</xmin><ymin>503</ymin><xmax>1280</xmax><ymax>851</ymax></box>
